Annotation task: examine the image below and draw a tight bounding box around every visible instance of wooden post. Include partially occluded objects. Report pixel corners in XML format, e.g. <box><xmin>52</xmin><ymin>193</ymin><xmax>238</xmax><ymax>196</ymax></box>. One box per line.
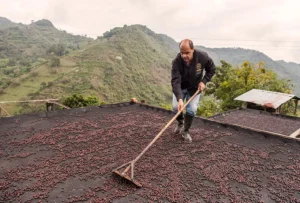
<box><xmin>0</xmin><ymin>99</ymin><xmax>63</xmax><ymax>116</ymax></box>
<box><xmin>0</xmin><ymin>105</ymin><xmax>10</xmax><ymax>116</ymax></box>
<box><xmin>46</xmin><ymin>102</ymin><xmax>55</xmax><ymax>111</ymax></box>
<box><xmin>295</xmin><ymin>99</ymin><xmax>299</xmax><ymax>115</ymax></box>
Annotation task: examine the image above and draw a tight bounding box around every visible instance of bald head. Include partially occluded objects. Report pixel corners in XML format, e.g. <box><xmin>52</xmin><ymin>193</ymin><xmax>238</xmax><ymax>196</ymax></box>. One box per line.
<box><xmin>179</xmin><ymin>39</ymin><xmax>194</xmax><ymax>65</ymax></box>
<box><xmin>179</xmin><ymin>39</ymin><xmax>194</xmax><ymax>49</ymax></box>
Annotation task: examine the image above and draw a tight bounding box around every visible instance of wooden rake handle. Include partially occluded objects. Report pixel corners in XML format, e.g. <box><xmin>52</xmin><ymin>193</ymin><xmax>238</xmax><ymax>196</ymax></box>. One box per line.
<box><xmin>123</xmin><ymin>89</ymin><xmax>201</xmax><ymax>175</ymax></box>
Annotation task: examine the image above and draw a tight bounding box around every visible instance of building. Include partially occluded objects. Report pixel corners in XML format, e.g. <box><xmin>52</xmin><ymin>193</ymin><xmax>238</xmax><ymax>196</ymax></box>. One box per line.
<box><xmin>234</xmin><ymin>89</ymin><xmax>300</xmax><ymax>114</ymax></box>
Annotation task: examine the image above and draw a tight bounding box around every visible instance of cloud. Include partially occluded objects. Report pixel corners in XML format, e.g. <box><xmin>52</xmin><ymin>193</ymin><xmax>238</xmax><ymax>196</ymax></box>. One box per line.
<box><xmin>44</xmin><ymin>1</ymin><xmax>69</xmax><ymax>24</ymax></box>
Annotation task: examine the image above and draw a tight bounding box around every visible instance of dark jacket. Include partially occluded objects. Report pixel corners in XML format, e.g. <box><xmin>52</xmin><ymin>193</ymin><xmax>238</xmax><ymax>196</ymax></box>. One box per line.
<box><xmin>171</xmin><ymin>49</ymin><xmax>216</xmax><ymax>101</ymax></box>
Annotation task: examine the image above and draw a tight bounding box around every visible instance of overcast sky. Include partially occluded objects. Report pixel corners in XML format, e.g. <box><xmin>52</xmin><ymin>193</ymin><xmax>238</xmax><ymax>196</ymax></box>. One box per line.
<box><xmin>1</xmin><ymin>0</ymin><xmax>300</xmax><ymax>63</ymax></box>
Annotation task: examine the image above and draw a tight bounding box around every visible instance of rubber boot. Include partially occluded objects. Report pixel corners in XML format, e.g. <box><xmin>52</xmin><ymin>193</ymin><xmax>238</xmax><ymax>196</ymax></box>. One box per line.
<box><xmin>174</xmin><ymin>112</ymin><xmax>184</xmax><ymax>134</ymax></box>
<box><xmin>182</xmin><ymin>114</ymin><xmax>194</xmax><ymax>143</ymax></box>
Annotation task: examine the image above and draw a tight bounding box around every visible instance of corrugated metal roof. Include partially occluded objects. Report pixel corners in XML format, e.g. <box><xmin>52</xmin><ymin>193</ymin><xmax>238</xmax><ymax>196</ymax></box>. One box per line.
<box><xmin>234</xmin><ymin>89</ymin><xmax>299</xmax><ymax>109</ymax></box>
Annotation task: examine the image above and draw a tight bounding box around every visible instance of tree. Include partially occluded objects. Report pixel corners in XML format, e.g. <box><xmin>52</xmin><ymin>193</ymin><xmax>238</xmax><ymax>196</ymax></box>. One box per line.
<box><xmin>205</xmin><ymin>60</ymin><xmax>233</xmax><ymax>95</ymax></box>
<box><xmin>63</xmin><ymin>94</ymin><xmax>85</xmax><ymax>108</ymax></box>
<box><xmin>0</xmin><ymin>58</ymin><xmax>9</xmax><ymax>68</ymax></box>
<box><xmin>56</xmin><ymin>43</ymin><xmax>66</xmax><ymax>56</ymax></box>
<box><xmin>40</xmin><ymin>82</ymin><xmax>47</xmax><ymax>90</ymax></box>
<box><xmin>46</xmin><ymin>44</ymin><xmax>66</xmax><ymax>56</ymax></box>
<box><xmin>8</xmin><ymin>58</ymin><xmax>16</xmax><ymax>66</ymax></box>
<box><xmin>197</xmin><ymin>96</ymin><xmax>222</xmax><ymax>117</ymax></box>
<box><xmin>49</xmin><ymin>57</ymin><xmax>60</xmax><ymax>68</ymax></box>
<box><xmin>85</xmin><ymin>96</ymin><xmax>100</xmax><ymax>106</ymax></box>
<box><xmin>62</xmin><ymin>94</ymin><xmax>103</xmax><ymax>108</ymax></box>
<box><xmin>206</xmin><ymin>61</ymin><xmax>293</xmax><ymax>111</ymax></box>
<box><xmin>20</xmin><ymin>57</ymin><xmax>31</xmax><ymax>66</ymax></box>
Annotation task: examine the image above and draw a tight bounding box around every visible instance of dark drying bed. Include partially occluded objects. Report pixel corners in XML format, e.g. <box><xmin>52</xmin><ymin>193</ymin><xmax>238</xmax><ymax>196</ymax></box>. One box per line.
<box><xmin>1</xmin><ymin>104</ymin><xmax>300</xmax><ymax>202</ymax></box>
<box><xmin>210</xmin><ymin>108</ymin><xmax>300</xmax><ymax>136</ymax></box>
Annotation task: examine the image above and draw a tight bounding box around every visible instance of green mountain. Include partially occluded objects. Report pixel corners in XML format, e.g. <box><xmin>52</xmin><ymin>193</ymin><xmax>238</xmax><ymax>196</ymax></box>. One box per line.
<box><xmin>0</xmin><ymin>17</ymin><xmax>93</xmax><ymax>102</ymax></box>
<box><xmin>0</xmin><ymin>18</ymin><xmax>92</xmax><ymax>60</ymax></box>
<box><xmin>275</xmin><ymin>60</ymin><xmax>300</xmax><ymax>96</ymax></box>
<box><xmin>0</xmin><ymin>17</ymin><xmax>299</xmax><ymax>115</ymax></box>
<box><xmin>38</xmin><ymin>25</ymin><xmax>177</xmax><ymax>103</ymax></box>
<box><xmin>276</xmin><ymin>60</ymin><xmax>300</xmax><ymax>69</ymax></box>
<box><xmin>0</xmin><ymin>22</ymin><xmax>178</xmax><ymax>114</ymax></box>
<box><xmin>196</xmin><ymin>46</ymin><xmax>300</xmax><ymax>96</ymax></box>
<box><xmin>0</xmin><ymin>17</ymin><xmax>15</xmax><ymax>30</ymax></box>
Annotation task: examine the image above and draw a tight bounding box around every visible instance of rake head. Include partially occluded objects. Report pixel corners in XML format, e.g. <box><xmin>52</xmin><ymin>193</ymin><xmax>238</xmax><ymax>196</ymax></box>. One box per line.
<box><xmin>112</xmin><ymin>161</ymin><xmax>142</xmax><ymax>188</ymax></box>
<box><xmin>112</xmin><ymin>169</ymin><xmax>142</xmax><ymax>188</ymax></box>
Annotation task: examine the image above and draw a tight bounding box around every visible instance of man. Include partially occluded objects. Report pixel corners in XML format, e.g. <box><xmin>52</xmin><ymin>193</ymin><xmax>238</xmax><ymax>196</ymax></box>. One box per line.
<box><xmin>171</xmin><ymin>39</ymin><xmax>216</xmax><ymax>142</ymax></box>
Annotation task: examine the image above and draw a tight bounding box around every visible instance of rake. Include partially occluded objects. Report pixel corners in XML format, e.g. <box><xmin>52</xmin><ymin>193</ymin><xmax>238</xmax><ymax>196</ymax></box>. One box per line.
<box><xmin>113</xmin><ymin>90</ymin><xmax>201</xmax><ymax>187</ymax></box>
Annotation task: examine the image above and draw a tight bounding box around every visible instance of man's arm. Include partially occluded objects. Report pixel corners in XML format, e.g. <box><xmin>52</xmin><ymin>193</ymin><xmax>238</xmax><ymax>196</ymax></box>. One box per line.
<box><xmin>201</xmin><ymin>57</ymin><xmax>216</xmax><ymax>85</ymax></box>
<box><xmin>171</xmin><ymin>59</ymin><xmax>183</xmax><ymax>101</ymax></box>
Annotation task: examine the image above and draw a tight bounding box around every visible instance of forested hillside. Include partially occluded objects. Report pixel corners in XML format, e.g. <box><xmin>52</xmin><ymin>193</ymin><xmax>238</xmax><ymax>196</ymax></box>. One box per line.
<box><xmin>0</xmin><ymin>17</ymin><xmax>298</xmax><ymax>116</ymax></box>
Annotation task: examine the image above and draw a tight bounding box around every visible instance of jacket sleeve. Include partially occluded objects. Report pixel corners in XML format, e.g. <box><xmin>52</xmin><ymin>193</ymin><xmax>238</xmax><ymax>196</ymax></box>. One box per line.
<box><xmin>201</xmin><ymin>56</ymin><xmax>216</xmax><ymax>84</ymax></box>
<box><xmin>171</xmin><ymin>59</ymin><xmax>183</xmax><ymax>101</ymax></box>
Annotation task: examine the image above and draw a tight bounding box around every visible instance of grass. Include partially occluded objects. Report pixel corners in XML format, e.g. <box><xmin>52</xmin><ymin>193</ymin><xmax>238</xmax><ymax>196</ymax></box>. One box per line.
<box><xmin>0</xmin><ymin>58</ymin><xmax>78</xmax><ymax>114</ymax></box>
<box><xmin>0</xmin><ymin>25</ymin><xmax>178</xmax><ymax>115</ymax></box>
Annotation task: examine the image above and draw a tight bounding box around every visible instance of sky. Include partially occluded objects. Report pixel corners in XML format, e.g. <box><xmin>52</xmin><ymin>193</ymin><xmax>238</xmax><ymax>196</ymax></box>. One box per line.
<box><xmin>1</xmin><ymin>0</ymin><xmax>300</xmax><ymax>63</ymax></box>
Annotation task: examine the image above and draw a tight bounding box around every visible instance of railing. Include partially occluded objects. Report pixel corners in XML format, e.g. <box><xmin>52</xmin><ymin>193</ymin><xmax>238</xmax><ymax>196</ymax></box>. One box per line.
<box><xmin>0</xmin><ymin>99</ymin><xmax>70</xmax><ymax>117</ymax></box>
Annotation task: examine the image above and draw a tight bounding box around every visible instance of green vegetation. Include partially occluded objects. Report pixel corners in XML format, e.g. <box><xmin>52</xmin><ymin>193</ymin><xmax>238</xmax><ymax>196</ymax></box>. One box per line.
<box><xmin>0</xmin><ymin>17</ymin><xmax>299</xmax><ymax>117</ymax></box>
<box><xmin>62</xmin><ymin>94</ymin><xmax>104</xmax><ymax>108</ymax></box>
<box><xmin>66</xmin><ymin>24</ymin><xmax>176</xmax><ymax>104</ymax></box>
<box><xmin>0</xmin><ymin>22</ymin><xmax>178</xmax><ymax>115</ymax></box>
<box><xmin>161</xmin><ymin>60</ymin><xmax>295</xmax><ymax>117</ymax></box>
<box><xmin>46</xmin><ymin>44</ymin><xmax>67</xmax><ymax>56</ymax></box>
<box><xmin>196</xmin><ymin>60</ymin><xmax>295</xmax><ymax>117</ymax></box>
<box><xmin>197</xmin><ymin>46</ymin><xmax>300</xmax><ymax>96</ymax></box>
<box><xmin>196</xmin><ymin>96</ymin><xmax>222</xmax><ymax>117</ymax></box>
<box><xmin>205</xmin><ymin>60</ymin><xmax>293</xmax><ymax>111</ymax></box>
<box><xmin>48</xmin><ymin>56</ymin><xmax>60</xmax><ymax>67</ymax></box>
<box><xmin>0</xmin><ymin>17</ymin><xmax>15</xmax><ymax>30</ymax></box>
<box><xmin>0</xmin><ymin>58</ymin><xmax>78</xmax><ymax>114</ymax></box>
<box><xmin>0</xmin><ymin>18</ymin><xmax>92</xmax><ymax>93</ymax></box>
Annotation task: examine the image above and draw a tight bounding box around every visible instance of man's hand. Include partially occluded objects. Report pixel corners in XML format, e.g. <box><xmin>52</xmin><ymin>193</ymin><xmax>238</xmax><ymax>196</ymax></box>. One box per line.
<box><xmin>178</xmin><ymin>99</ymin><xmax>184</xmax><ymax>112</ymax></box>
<box><xmin>198</xmin><ymin>82</ymin><xmax>206</xmax><ymax>92</ymax></box>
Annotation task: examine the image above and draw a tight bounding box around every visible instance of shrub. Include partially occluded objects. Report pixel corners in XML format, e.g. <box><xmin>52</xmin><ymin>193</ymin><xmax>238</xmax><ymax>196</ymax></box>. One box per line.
<box><xmin>30</xmin><ymin>72</ymin><xmax>39</xmax><ymax>77</ymax></box>
<box><xmin>62</xmin><ymin>94</ymin><xmax>102</xmax><ymax>108</ymax></box>
<box><xmin>11</xmin><ymin>81</ymin><xmax>20</xmax><ymax>87</ymax></box>
<box><xmin>49</xmin><ymin>57</ymin><xmax>60</xmax><ymax>67</ymax></box>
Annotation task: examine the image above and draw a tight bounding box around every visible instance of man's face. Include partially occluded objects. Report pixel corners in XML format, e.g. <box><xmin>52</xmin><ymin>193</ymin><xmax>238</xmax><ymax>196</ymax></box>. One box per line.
<box><xmin>180</xmin><ymin>45</ymin><xmax>194</xmax><ymax>64</ymax></box>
